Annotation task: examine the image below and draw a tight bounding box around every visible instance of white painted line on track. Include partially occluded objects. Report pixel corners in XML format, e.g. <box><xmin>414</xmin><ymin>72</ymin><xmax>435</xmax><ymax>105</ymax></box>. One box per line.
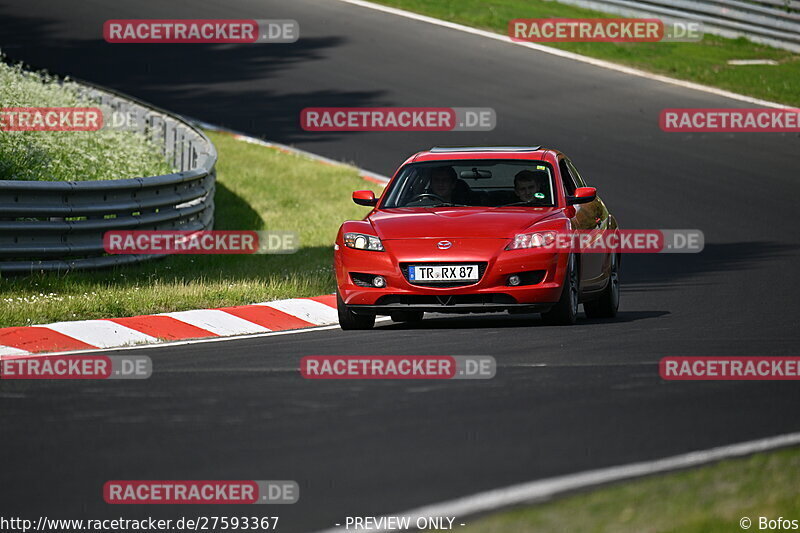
<box><xmin>336</xmin><ymin>0</ymin><xmax>789</xmax><ymax>109</ymax></box>
<box><xmin>314</xmin><ymin>431</ymin><xmax>800</xmax><ymax>532</ymax></box>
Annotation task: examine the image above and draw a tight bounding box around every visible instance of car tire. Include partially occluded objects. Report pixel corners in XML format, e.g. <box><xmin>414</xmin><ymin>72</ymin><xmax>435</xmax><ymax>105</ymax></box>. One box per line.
<box><xmin>541</xmin><ymin>254</ymin><xmax>579</xmax><ymax>326</ymax></box>
<box><xmin>390</xmin><ymin>310</ymin><xmax>424</xmax><ymax>323</ymax></box>
<box><xmin>336</xmin><ymin>290</ymin><xmax>375</xmax><ymax>330</ymax></box>
<box><xmin>584</xmin><ymin>253</ymin><xmax>619</xmax><ymax>319</ymax></box>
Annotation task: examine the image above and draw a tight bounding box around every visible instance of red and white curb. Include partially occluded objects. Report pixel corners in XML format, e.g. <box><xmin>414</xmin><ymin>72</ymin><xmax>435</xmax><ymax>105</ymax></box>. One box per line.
<box><xmin>0</xmin><ymin>295</ymin><xmax>339</xmax><ymax>358</ymax></box>
<box><xmin>0</xmin><ymin>122</ymin><xmax>391</xmax><ymax>359</ymax></box>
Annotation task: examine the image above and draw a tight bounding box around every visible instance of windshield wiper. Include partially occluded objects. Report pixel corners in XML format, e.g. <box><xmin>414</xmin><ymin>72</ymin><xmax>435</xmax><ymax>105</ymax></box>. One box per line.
<box><xmin>497</xmin><ymin>200</ymin><xmax>547</xmax><ymax>207</ymax></box>
<box><xmin>424</xmin><ymin>202</ymin><xmax>468</xmax><ymax>207</ymax></box>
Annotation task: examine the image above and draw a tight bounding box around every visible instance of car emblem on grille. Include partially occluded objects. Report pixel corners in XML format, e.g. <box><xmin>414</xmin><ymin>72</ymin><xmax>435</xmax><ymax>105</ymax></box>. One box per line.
<box><xmin>437</xmin><ymin>240</ymin><xmax>452</xmax><ymax>250</ymax></box>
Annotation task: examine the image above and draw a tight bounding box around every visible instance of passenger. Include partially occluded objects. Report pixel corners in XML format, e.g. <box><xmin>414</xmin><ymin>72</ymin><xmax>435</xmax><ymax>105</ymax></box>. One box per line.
<box><xmin>513</xmin><ymin>170</ymin><xmax>548</xmax><ymax>202</ymax></box>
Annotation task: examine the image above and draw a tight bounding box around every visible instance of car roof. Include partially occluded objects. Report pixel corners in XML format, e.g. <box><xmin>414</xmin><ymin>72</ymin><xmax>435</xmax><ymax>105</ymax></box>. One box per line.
<box><xmin>406</xmin><ymin>146</ymin><xmax>556</xmax><ymax>165</ymax></box>
<box><xmin>429</xmin><ymin>146</ymin><xmax>542</xmax><ymax>153</ymax></box>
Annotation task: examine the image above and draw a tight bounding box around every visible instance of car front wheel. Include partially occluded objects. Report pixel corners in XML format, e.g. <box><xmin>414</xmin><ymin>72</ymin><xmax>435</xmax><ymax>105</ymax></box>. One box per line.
<box><xmin>336</xmin><ymin>290</ymin><xmax>375</xmax><ymax>330</ymax></box>
<box><xmin>584</xmin><ymin>252</ymin><xmax>619</xmax><ymax>319</ymax></box>
<box><xmin>541</xmin><ymin>254</ymin><xmax>579</xmax><ymax>326</ymax></box>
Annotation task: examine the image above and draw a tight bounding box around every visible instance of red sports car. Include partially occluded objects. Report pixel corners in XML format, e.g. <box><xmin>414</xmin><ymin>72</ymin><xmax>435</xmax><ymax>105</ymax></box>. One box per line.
<box><xmin>333</xmin><ymin>146</ymin><xmax>619</xmax><ymax>329</ymax></box>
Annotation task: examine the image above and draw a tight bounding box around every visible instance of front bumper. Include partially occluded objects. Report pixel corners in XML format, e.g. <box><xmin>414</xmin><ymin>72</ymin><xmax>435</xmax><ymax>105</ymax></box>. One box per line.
<box><xmin>334</xmin><ymin>238</ymin><xmax>568</xmax><ymax>313</ymax></box>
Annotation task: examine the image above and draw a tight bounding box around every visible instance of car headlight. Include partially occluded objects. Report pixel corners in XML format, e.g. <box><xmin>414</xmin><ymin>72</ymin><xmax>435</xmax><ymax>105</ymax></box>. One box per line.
<box><xmin>506</xmin><ymin>231</ymin><xmax>556</xmax><ymax>250</ymax></box>
<box><xmin>344</xmin><ymin>232</ymin><xmax>384</xmax><ymax>251</ymax></box>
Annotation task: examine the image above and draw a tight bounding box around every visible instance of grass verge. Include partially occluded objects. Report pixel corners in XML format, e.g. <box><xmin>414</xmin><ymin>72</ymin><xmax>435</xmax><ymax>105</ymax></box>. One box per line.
<box><xmin>371</xmin><ymin>0</ymin><xmax>800</xmax><ymax>106</ymax></box>
<box><xmin>460</xmin><ymin>446</ymin><xmax>800</xmax><ymax>533</ymax></box>
<box><xmin>0</xmin><ymin>131</ymin><xmax>379</xmax><ymax>327</ymax></box>
<box><xmin>0</xmin><ymin>55</ymin><xmax>173</xmax><ymax>181</ymax></box>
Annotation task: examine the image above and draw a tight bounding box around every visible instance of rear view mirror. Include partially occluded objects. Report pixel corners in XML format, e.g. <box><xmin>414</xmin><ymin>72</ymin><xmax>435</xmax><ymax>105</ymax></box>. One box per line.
<box><xmin>568</xmin><ymin>186</ymin><xmax>597</xmax><ymax>205</ymax></box>
<box><xmin>459</xmin><ymin>168</ymin><xmax>492</xmax><ymax>179</ymax></box>
<box><xmin>352</xmin><ymin>190</ymin><xmax>378</xmax><ymax>206</ymax></box>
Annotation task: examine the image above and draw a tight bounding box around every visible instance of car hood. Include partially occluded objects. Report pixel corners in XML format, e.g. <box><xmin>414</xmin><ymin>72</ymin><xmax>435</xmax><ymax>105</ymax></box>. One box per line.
<box><xmin>369</xmin><ymin>207</ymin><xmax>561</xmax><ymax>240</ymax></box>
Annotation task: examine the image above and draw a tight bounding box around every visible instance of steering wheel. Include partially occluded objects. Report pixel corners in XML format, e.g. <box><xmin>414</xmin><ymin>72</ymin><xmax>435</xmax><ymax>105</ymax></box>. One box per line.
<box><xmin>408</xmin><ymin>193</ymin><xmax>449</xmax><ymax>204</ymax></box>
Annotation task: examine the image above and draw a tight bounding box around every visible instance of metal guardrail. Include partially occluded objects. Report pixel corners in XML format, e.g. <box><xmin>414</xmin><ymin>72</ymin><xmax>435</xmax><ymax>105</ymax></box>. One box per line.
<box><xmin>0</xmin><ymin>83</ymin><xmax>217</xmax><ymax>274</ymax></box>
<box><xmin>748</xmin><ymin>0</ymin><xmax>800</xmax><ymax>12</ymax></box>
<box><xmin>554</xmin><ymin>0</ymin><xmax>800</xmax><ymax>52</ymax></box>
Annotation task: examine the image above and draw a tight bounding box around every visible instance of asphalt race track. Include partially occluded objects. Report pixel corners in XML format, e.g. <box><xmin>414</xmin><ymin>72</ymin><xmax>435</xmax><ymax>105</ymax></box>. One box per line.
<box><xmin>1</xmin><ymin>0</ymin><xmax>799</xmax><ymax>531</ymax></box>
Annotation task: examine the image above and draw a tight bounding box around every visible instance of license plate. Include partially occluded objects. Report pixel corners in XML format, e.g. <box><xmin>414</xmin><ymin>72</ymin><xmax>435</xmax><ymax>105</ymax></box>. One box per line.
<box><xmin>409</xmin><ymin>265</ymin><xmax>479</xmax><ymax>282</ymax></box>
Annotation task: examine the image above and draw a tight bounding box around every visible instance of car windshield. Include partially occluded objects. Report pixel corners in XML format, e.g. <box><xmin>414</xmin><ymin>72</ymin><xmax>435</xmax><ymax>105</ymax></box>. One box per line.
<box><xmin>381</xmin><ymin>160</ymin><xmax>556</xmax><ymax>208</ymax></box>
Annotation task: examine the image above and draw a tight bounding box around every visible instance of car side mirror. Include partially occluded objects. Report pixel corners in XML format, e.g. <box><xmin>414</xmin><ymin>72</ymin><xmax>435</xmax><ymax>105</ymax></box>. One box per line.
<box><xmin>568</xmin><ymin>187</ymin><xmax>596</xmax><ymax>205</ymax></box>
<box><xmin>352</xmin><ymin>190</ymin><xmax>378</xmax><ymax>206</ymax></box>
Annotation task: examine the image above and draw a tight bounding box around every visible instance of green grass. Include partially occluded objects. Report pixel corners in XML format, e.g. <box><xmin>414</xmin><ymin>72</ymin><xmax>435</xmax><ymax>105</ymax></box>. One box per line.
<box><xmin>372</xmin><ymin>0</ymin><xmax>800</xmax><ymax>106</ymax></box>
<box><xmin>0</xmin><ymin>131</ymin><xmax>379</xmax><ymax>327</ymax></box>
<box><xmin>0</xmin><ymin>55</ymin><xmax>173</xmax><ymax>181</ymax></box>
<box><xmin>460</xmin><ymin>446</ymin><xmax>800</xmax><ymax>533</ymax></box>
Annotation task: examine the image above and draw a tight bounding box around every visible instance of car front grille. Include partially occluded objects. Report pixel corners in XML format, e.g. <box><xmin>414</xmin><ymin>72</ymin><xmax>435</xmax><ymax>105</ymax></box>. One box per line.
<box><xmin>400</xmin><ymin>262</ymin><xmax>488</xmax><ymax>287</ymax></box>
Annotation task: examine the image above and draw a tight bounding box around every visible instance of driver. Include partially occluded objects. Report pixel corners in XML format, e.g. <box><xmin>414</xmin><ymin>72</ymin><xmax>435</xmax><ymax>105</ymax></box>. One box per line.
<box><xmin>514</xmin><ymin>170</ymin><xmax>548</xmax><ymax>202</ymax></box>
<box><xmin>405</xmin><ymin>166</ymin><xmax>472</xmax><ymax>206</ymax></box>
<box><xmin>429</xmin><ymin>166</ymin><xmax>458</xmax><ymax>202</ymax></box>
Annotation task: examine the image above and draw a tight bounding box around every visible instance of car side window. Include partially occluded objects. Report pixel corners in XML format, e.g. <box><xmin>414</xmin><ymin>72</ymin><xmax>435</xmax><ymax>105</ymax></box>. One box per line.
<box><xmin>558</xmin><ymin>158</ymin><xmax>577</xmax><ymax>195</ymax></box>
<box><xmin>567</xmin><ymin>158</ymin><xmax>606</xmax><ymax>224</ymax></box>
<box><xmin>566</xmin><ymin>159</ymin><xmax>587</xmax><ymax>187</ymax></box>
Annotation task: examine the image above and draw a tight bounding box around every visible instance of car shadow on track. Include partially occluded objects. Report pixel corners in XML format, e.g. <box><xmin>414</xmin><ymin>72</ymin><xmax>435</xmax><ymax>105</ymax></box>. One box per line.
<box><xmin>376</xmin><ymin>310</ymin><xmax>669</xmax><ymax>330</ymax></box>
<box><xmin>622</xmin><ymin>241</ymin><xmax>798</xmax><ymax>289</ymax></box>
<box><xmin>373</xmin><ymin>241</ymin><xmax>796</xmax><ymax>330</ymax></box>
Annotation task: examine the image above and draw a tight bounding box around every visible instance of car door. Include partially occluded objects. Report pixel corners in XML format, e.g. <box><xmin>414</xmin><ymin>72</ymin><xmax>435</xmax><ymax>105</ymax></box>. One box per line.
<box><xmin>559</xmin><ymin>157</ymin><xmax>607</xmax><ymax>291</ymax></box>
